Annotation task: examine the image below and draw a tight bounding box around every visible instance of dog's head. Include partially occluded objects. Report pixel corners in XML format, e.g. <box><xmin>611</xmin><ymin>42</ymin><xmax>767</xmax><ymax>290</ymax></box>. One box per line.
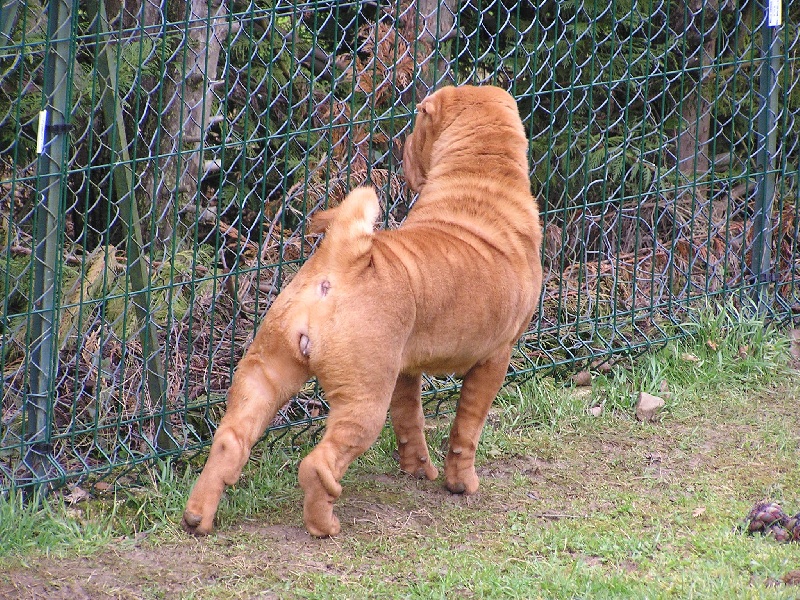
<box><xmin>402</xmin><ymin>85</ymin><xmax>521</xmax><ymax>192</ymax></box>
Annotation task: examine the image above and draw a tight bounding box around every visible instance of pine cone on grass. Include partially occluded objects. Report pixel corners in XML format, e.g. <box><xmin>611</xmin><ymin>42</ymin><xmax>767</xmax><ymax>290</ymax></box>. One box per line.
<box><xmin>786</xmin><ymin>513</ymin><xmax>800</xmax><ymax>542</ymax></box>
<box><xmin>744</xmin><ymin>502</ymin><xmax>800</xmax><ymax>543</ymax></box>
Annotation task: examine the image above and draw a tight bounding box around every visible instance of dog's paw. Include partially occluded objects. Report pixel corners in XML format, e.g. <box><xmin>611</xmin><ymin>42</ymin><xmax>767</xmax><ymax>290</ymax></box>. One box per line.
<box><xmin>181</xmin><ymin>509</ymin><xmax>213</xmax><ymax>536</ymax></box>
<box><xmin>400</xmin><ymin>458</ymin><xmax>439</xmax><ymax>481</ymax></box>
<box><xmin>414</xmin><ymin>464</ymin><xmax>439</xmax><ymax>481</ymax></box>
<box><xmin>445</xmin><ymin>479</ymin><xmax>479</xmax><ymax>495</ymax></box>
<box><xmin>414</xmin><ymin>464</ymin><xmax>439</xmax><ymax>480</ymax></box>
<box><xmin>397</xmin><ymin>440</ymin><xmax>439</xmax><ymax>481</ymax></box>
<box><xmin>444</xmin><ymin>466</ymin><xmax>479</xmax><ymax>495</ymax></box>
<box><xmin>305</xmin><ymin>512</ymin><xmax>341</xmax><ymax>538</ymax></box>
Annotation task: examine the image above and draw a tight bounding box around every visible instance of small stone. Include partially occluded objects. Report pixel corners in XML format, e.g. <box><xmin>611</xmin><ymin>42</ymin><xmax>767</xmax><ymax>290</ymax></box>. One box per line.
<box><xmin>789</xmin><ymin>329</ymin><xmax>800</xmax><ymax>361</ymax></box>
<box><xmin>635</xmin><ymin>392</ymin><xmax>665</xmax><ymax>422</ymax></box>
<box><xmin>572</xmin><ymin>370</ymin><xmax>592</xmax><ymax>387</ymax></box>
<box><xmin>782</xmin><ymin>570</ymin><xmax>800</xmax><ymax>586</ymax></box>
<box><xmin>589</xmin><ymin>405</ymin><xmax>603</xmax><ymax>417</ymax></box>
<box><xmin>590</xmin><ymin>359</ymin><xmax>614</xmax><ymax>373</ymax></box>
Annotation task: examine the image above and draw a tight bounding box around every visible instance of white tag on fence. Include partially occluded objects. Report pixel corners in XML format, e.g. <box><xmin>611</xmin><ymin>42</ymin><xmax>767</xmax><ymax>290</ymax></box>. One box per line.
<box><xmin>37</xmin><ymin>110</ymin><xmax>47</xmax><ymax>154</ymax></box>
<box><xmin>768</xmin><ymin>0</ymin><xmax>782</xmax><ymax>27</ymax></box>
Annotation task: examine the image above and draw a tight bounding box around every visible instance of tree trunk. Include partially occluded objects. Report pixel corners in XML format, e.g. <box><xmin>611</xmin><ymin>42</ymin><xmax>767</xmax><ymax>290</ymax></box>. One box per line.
<box><xmin>397</xmin><ymin>0</ymin><xmax>456</xmax><ymax>108</ymax></box>
<box><xmin>674</xmin><ymin>39</ymin><xmax>717</xmax><ymax>180</ymax></box>
<box><xmin>671</xmin><ymin>0</ymin><xmax>720</xmax><ymax>182</ymax></box>
<box><xmin>110</xmin><ymin>0</ymin><xmax>229</xmax><ymax>251</ymax></box>
<box><xmin>416</xmin><ymin>0</ymin><xmax>456</xmax><ymax>93</ymax></box>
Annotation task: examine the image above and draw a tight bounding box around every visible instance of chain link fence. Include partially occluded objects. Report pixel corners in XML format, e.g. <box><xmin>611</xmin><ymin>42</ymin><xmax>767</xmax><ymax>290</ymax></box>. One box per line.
<box><xmin>1</xmin><ymin>0</ymin><xmax>798</xmax><ymax>494</ymax></box>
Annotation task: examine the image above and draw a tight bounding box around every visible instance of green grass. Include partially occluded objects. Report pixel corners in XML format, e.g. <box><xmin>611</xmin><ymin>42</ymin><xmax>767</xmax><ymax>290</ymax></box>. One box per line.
<box><xmin>0</xmin><ymin>491</ymin><xmax>113</xmax><ymax>556</ymax></box>
<box><xmin>1</xmin><ymin>305</ymin><xmax>799</xmax><ymax>599</ymax></box>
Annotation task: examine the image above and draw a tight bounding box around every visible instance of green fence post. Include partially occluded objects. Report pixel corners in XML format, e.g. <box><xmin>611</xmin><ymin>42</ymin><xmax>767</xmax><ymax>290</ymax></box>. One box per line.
<box><xmin>23</xmin><ymin>0</ymin><xmax>72</xmax><ymax>494</ymax></box>
<box><xmin>89</xmin><ymin>0</ymin><xmax>176</xmax><ymax>453</ymax></box>
<box><xmin>750</xmin><ymin>3</ymin><xmax>781</xmax><ymax>315</ymax></box>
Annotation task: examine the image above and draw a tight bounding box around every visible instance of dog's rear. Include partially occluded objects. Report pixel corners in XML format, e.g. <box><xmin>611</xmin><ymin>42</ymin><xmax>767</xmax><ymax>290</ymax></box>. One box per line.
<box><xmin>182</xmin><ymin>187</ymin><xmax>380</xmax><ymax>536</ymax></box>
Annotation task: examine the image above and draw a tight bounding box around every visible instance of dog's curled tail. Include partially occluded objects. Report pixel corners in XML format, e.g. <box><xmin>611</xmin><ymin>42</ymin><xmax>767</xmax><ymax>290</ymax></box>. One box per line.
<box><xmin>309</xmin><ymin>186</ymin><xmax>380</xmax><ymax>266</ymax></box>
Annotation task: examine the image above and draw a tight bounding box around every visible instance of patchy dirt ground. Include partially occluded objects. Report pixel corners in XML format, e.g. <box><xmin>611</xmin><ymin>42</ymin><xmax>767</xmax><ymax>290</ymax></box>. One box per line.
<box><xmin>0</xmin><ymin>478</ymin><xmax>491</xmax><ymax>599</ymax></box>
<box><xmin>2</xmin><ymin>372</ymin><xmax>800</xmax><ymax>599</ymax></box>
<box><xmin>2</xmin><ymin>523</ymin><xmax>325</xmax><ymax>599</ymax></box>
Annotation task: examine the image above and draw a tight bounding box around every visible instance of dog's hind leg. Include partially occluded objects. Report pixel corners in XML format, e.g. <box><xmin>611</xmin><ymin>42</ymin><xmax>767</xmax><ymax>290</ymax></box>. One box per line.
<box><xmin>298</xmin><ymin>381</ymin><xmax>394</xmax><ymax>537</ymax></box>
<box><xmin>389</xmin><ymin>373</ymin><xmax>438</xmax><ymax>481</ymax></box>
<box><xmin>182</xmin><ymin>346</ymin><xmax>309</xmax><ymax>535</ymax></box>
<box><xmin>444</xmin><ymin>345</ymin><xmax>513</xmax><ymax>495</ymax></box>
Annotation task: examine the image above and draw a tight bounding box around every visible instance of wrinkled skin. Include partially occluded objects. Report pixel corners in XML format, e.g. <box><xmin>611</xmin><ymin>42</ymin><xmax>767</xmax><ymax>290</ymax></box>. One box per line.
<box><xmin>182</xmin><ymin>85</ymin><xmax>543</xmax><ymax>537</ymax></box>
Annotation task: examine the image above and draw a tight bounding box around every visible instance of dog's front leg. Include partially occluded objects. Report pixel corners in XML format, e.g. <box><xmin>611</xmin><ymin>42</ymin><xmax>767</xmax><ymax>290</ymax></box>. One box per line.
<box><xmin>389</xmin><ymin>373</ymin><xmax>438</xmax><ymax>480</ymax></box>
<box><xmin>182</xmin><ymin>351</ymin><xmax>309</xmax><ymax>535</ymax></box>
<box><xmin>444</xmin><ymin>346</ymin><xmax>513</xmax><ymax>495</ymax></box>
<box><xmin>298</xmin><ymin>391</ymin><xmax>392</xmax><ymax>537</ymax></box>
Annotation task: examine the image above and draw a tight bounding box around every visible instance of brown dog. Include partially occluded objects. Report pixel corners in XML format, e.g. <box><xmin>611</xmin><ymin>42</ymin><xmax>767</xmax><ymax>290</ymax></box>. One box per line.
<box><xmin>182</xmin><ymin>85</ymin><xmax>543</xmax><ymax>537</ymax></box>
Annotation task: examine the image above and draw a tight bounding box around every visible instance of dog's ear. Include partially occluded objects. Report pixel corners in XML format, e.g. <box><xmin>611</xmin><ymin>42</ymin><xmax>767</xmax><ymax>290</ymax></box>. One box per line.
<box><xmin>402</xmin><ymin>131</ymin><xmax>425</xmax><ymax>192</ymax></box>
<box><xmin>416</xmin><ymin>86</ymin><xmax>455</xmax><ymax>119</ymax></box>
<box><xmin>416</xmin><ymin>92</ymin><xmax>441</xmax><ymax>117</ymax></box>
<box><xmin>416</xmin><ymin>98</ymin><xmax>436</xmax><ymax>116</ymax></box>
<box><xmin>404</xmin><ymin>89</ymin><xmax>449</xmax><ymax>192</ymax></box>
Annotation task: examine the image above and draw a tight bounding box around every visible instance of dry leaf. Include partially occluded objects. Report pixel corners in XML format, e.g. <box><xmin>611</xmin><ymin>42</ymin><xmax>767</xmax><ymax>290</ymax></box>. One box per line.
<box><xmin>692</xmin><ymin>506</ymin><xmax>706</xmax><ymax>518</ymax></box>
<box><xmin>680</xmin><ymin>352</ymin><xmax>701</xmax><ymax>363</ymax></box>
<box><xmin>782</xmin><ymin>570</ymin><xmax>800</xmax><ymax>586</ymax></box>
<box><xmin>590</xmin><ymin>358</ymin><xmax>614</xmax><ymax>373</ymax></box>
<box><xmin>64</xmin><ymin>485</ymin><xmax>91</xmax><ymax>505</ymax></box>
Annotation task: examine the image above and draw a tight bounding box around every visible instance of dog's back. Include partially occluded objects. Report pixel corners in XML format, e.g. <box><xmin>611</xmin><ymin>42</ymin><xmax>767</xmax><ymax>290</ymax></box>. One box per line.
<box><xmin>379</xmin><ymin>85</ymin><xmax>542</xmax><ymax>375</ymax></box>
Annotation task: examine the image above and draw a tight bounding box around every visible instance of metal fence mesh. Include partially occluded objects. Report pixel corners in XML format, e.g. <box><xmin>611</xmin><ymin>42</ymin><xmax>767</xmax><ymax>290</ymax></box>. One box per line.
<box><xmin>1</xmin><ymin>0</ymin><xmax>798</xmax><ymax>493</ymax></box>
